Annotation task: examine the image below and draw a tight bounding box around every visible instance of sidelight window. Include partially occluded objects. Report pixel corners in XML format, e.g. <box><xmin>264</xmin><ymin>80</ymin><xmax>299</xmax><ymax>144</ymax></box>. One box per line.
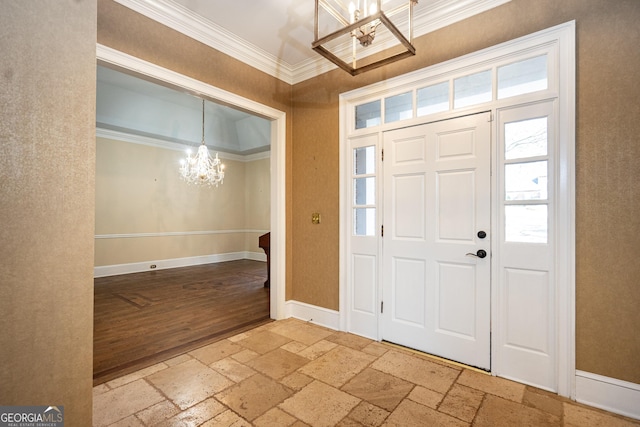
<box><xmin>353</xmin><ymin>146</ymin><xmax>376</xmax><ymax>236</ymax></box>
<box><xmin>503</xmin><ymin>116</ymin><xmax>550</xmax><ymax>243</ymax></box>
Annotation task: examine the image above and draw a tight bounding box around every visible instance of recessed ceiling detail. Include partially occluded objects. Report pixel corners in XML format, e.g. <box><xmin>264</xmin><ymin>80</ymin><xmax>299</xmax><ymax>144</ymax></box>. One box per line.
<box><xmin>96</xmin><ymin>65</ymin><xmax>271</xmax><ymax>156</ymax></box>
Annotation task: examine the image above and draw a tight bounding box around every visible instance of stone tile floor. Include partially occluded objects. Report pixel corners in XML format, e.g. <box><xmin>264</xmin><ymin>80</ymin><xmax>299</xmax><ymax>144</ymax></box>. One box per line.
<box><xmin>94</xmin><ymin>318</ymin><xmax>640</xmax><ymax>426</ymax></box>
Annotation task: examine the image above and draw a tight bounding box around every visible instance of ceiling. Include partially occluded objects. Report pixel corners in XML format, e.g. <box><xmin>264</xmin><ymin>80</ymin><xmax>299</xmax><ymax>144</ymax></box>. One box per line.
<box><xmin>97</xmin><ymin>65</ymin><xmax>271</xmax><ymax>156</ymax></box>
<box><xmin>98</xmin><ymin>0</ymin><xmax>510</xmax><ymax>155</ymax></box>
<box><xmin>172</xmin><ymin>0</ymin><xmax>318</xmax><ymax>67</ymax></box>
<box><xmin>114</xmin><ymin>0</ymin><xmax>511</xmax><ymax>84</ymax></box>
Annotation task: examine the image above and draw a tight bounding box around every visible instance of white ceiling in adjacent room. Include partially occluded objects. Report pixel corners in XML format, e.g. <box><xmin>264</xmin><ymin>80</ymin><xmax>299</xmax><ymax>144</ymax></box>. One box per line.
<box><xmin>96</xmin><ymin>65</ymin><xmax>272</xmax><ymax>155</ymax></box>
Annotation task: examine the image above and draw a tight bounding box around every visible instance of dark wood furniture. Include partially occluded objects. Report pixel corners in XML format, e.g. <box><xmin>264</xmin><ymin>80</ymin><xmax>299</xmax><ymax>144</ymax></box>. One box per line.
<box><xmin>259</xmin><ymin>232</ymin><xmax>270</xmax><ymax>288</ymax></box>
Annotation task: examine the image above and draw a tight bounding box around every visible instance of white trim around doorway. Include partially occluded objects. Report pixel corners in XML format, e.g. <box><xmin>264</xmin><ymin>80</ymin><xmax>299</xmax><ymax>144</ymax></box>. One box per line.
<box><xmin>96</xmin><ymin>44</ymin><xmax>287</xmax><ymax>320</ymax></box>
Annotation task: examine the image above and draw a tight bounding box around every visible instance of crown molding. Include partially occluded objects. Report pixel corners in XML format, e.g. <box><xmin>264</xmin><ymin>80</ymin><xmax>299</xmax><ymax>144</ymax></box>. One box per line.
<box><xmin>112</xmin><ymin>0</ymin><xmax>296</xmax><ymax>83</ymax></box>
<box><xmin>416</xmin><ymin>0</ymin><xmax>511</xmax><ymax>33</ymax></box>
<box><xmin>112</xmin><ymin>0</ymin><xmax>511</xmax><ymax>85</ymax></box>
<box><xmin>96</xmin><ymin>127</ymin><xmax>270</xmax><ymax>162</ymax></box>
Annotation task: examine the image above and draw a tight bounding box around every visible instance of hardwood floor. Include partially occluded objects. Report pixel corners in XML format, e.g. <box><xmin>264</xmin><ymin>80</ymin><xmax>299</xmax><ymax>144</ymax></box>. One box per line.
<box><xmin>93</xmin><ymin>259</ymin><xmax>270</xmax><ymax>385</ymax></box>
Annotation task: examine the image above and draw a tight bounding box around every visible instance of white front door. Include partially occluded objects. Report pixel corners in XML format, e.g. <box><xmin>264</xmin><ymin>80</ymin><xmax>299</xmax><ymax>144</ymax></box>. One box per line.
<box><xmin>382</xmin><ymin>112</ymin><xmax>491</xmax><ymax>370</ymax></box>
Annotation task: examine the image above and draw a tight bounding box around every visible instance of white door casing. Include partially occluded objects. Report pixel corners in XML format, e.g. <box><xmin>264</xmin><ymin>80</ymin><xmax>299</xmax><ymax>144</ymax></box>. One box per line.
<box><xmin>340</xmin><ymin>22</ymin><xmax>575</xmax><ymax>396</ymax></box>
<box><xmin>382</xmin><ymin>113</ymin><xmax>491</xmax><ymax>370</ymax></box>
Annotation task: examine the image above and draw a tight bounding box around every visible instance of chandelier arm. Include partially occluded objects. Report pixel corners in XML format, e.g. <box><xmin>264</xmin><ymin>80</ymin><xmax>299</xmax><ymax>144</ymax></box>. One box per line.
<box><xmin>378</xmin><ymin>13</ymin><xmax>415</xmax><ymax>53</ymax></box>
<box><xmin>384</xmin><ymin>3</ymin><xmax>410</xmax><ymax>18</ymax></box>
<box><xmin>313</xmin><ymin>44</ymin><xmax>359</xmax><ymax>75</ymax></box>
<box><xmin>317</xmin><ymin>0</ymin><xmax>351</xmax><ymax>27</ymax></box>
<box><xmin>350</xmin><ymin>49</ymin><xmax>415</xmax><ymax>75</ymax></box>
<box><xmin>409</xmin><ymin>0</ymin><xmax>414</xmax><ymax>42</ymax></box>
<box><xmin>312</xmin><ymin>11</ymin><xmax>382</xmax><ymax>48</ymax></box>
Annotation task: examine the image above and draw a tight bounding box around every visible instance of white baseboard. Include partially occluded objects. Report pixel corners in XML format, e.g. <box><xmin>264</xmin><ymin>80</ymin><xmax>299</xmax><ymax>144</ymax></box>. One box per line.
<box><xmin>94</xmin><ymin>251</ymin><xmax>266</xmax><ymax>278</ymax></box>
<box><xmin>284</xmin><ymin>300</ymin><xmax>340</xmax><ymax>331</ymax></box>
<box><xmin>575</xmin><ymin>370</ymin><xmax>640</xmax><ymax>420</ymax></box>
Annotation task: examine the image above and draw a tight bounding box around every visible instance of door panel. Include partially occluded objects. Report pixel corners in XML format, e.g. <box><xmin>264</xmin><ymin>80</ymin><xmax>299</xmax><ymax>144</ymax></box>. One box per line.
<box><xmin>437</xmin><ymin>170</ymin><xmax>475</xmax><ymax>240</ymax></box>
<box><xmin>504</xmin><ymin>268</ymin><xmax>550</xmax><ymax>353</ymax></box>
<box><xmin>352</xmin><ymin>254</ymin><xmax>377</xmax><ymax>314</ymax></box>
<box><xmin>394</xmin><ymin>174</ymin><xmax>425</xmax><ymax>239</ymax></box>
<box><xmin>382</xmin><ymin>112</ymin><xmax>491</xmax><ymax>370</ymax></box>
<box><xmin>437</xmin><ymin>262</ymin><xmax>476</xmax><ymax>337</ymax></box>
<box><xmin>392</xmin><ymin>257</ymin><xmax>426</xmax><ymax>326</ymax></box>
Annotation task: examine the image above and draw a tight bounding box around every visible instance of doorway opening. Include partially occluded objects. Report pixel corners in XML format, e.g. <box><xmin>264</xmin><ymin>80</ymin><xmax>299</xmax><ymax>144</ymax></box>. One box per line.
<box><xmin>94</xmin><ymin>45</ymin><xmax>287</xmax><ymax>383</ymax></box>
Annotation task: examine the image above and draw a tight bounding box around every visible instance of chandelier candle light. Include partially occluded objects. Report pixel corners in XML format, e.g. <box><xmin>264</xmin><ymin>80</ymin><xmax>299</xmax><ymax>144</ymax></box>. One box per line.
<box><xmin>179</xmin><ymin>99</ymin><xmax>225</xmax><ymax>187</ymax></box>
<box><xmin>313</xmin><ymin>0</ymin><xmax>417</xmax><ymax>75</ymax></box>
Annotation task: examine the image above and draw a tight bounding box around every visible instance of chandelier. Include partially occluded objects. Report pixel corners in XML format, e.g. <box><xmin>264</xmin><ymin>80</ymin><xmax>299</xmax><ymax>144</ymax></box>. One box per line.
<box><xmin>312</xmin><ymin>0</ymin><xmax>418</xmax><ymax>75</ymax></box>
<box><xmin>179</xmin><ymin>99</ymin><xmax>225</xmax><ymax>187</ymax></box>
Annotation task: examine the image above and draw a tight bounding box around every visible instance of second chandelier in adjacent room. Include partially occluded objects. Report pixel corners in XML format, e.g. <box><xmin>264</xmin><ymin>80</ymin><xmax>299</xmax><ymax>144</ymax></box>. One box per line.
<box><xmin>179</xmin><ymin>99</ymin><xmax>225</xmax><ymax>187</ymax></box>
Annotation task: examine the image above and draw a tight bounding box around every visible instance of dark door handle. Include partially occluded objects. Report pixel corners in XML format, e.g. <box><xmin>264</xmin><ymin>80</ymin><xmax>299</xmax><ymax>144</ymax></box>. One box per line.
<box><xmin>466</xmin><ymin>249</ymin><xmax>487</xmax><ymax>259</ymax></box>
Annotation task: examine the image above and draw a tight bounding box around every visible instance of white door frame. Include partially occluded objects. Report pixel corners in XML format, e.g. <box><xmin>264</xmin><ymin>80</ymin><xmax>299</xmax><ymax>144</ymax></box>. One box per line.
<box><xmin>96</xmin><ymin>44</ymin><xmax>287</xmax><ymax>320</ymax></box>
<box><xmin>339</xmin><ymin>22</ymin><xmax>575</xmax><ymax>397</ymax></box>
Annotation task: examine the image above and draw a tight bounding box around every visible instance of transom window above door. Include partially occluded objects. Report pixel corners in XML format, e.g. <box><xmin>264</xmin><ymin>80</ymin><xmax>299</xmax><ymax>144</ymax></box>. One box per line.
<box><xmin>354</xmin><ymin>53</ymin><xmax>550</xmax><ymax>130</ymax></box>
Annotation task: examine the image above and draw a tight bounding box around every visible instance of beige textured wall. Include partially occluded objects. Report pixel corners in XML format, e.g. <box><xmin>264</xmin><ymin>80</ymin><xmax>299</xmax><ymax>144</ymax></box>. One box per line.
<box><xmin>0</xmin><ymin>1</ymin><xmax>96</xmax><ymax>424</ymax></box>
<box><xmin>245</xmin><ymin>157</ymin><xmax>271</xmax><ymax>231</ymax></box>
<box><xmin>291</xmin><ymin>0</ymin><xmax>640</xmax><ymax>384</ymax></box>
<box><xmin>95</xmin><ymin>137</ymin><xmax>269</xmax><ymax>266</ymax></box>
<box><xmin>96</xmin><ymin>0</ymin><xmax>640</xmax><ymax>385</ymax></box>
<box><xmin>245</xmin><ymin>157</ymin><xmax>271</xmax><ymax>253</ymax></box>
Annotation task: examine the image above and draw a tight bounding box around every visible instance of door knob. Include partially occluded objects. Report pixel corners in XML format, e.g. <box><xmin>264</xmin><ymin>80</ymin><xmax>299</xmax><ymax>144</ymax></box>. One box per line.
<box><xmin>477</xmin><ymin>231</ymin><xmax>487</xmax><ymax>239</ymax></box>
<box><xmin>466</xmin><ymin>249</ymin><xmax>487</xmax><ymax>259</ymax></box>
